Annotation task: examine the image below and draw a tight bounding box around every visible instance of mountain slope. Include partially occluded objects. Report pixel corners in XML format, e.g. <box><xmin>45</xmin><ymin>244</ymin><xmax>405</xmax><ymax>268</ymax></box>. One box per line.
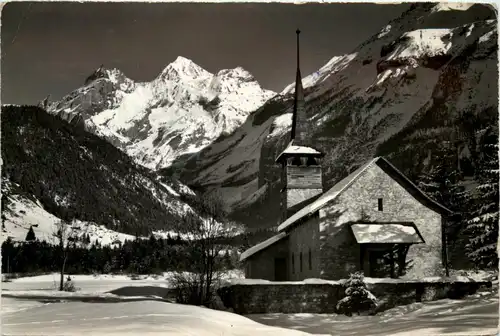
<box><xmin>173</xmin><ymin>3</ymin><xmax>498</xmax><ymax>229</ymax></box>
<box><xmin>1</xmin><ymin>105</ymin><xmax>198</xmax><ymax>239</ymax></box>
<box><xmin>48</xmin><ymin>57</ymin><xmax>275</xmax><ymax>170</ymax></box>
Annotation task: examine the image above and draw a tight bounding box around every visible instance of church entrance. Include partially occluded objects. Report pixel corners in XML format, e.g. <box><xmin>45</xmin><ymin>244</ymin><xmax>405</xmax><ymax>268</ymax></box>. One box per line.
<box><xmin>362</xmin><ymin>244</ymin><xmax>411</xmax><ymax>278</ymax></box>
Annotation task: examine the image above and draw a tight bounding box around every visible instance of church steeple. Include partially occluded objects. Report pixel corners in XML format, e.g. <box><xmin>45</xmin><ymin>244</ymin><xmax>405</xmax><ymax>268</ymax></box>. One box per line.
<box><xmin>275</xmin><ymin>30</ymin><xmax>324</xmax><ymax>223</ymax></box>
<box><xmin>290</xmin><ymin>29</ymin><xmax>307</xmax><ymax>145</ymax></box>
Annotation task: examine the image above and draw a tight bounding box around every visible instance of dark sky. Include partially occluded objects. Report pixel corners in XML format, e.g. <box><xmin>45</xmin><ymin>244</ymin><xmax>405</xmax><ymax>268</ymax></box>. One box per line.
<box><xmin>1</xmin><ymin>2</ymin><xmax>410</xmax><ymax>105</ymax></box>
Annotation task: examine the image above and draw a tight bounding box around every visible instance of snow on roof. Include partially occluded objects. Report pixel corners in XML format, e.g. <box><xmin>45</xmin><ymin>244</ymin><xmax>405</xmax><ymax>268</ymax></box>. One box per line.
<box><xmin>239</xmin><ymin>232</ymin><xmax>288</xmax><ymax>262</ymax></box>
<box><xmin>277</xmin><ymin>156</ymin><xmax>452</xmax><ymax>232</ymax></box>
<box><xmin>275</xmin><ymin>140</ymin><xmax>323</xmax><ymax>162</ymax></box>
<box><xmin>277</xmin><ymin>157</ymin><xmax>378</xmax><ymax>232</ymax></box>
<box><xmin>282</xmin><ymin>145</ymin><xmax>321</xmax><ymax>155</ymax></box>
<box><xmin>351</xmin><ymin>223</ymin><xmax>424</xmax><ymax>244</ymax></box>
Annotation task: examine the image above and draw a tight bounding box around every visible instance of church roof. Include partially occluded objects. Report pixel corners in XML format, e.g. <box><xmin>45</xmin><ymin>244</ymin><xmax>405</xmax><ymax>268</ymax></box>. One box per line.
<box><xmin>351</xmin><ymin>223</ymin><xmax>424</xmax><ymax>244</ymax></box>
<box><xmin>275</xmin><ymin>140</ymin><xmax>323</xmax><ymax>163</ymax></box>
<box><xmin>277</xmin><ymin>156</ymin><xmax>453</xmax><ymax>232</ymax></box>
<box><xmin>240</xmin><ymin>232</ymin><xmax>288</xmax><ymax>262</ymax></box>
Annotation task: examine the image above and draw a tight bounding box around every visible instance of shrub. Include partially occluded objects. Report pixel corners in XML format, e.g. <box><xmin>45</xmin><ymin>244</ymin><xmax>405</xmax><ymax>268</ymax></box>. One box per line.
<box><xmin>62</xmin><ymin>278</ymin><xmax>79</xmax><ymax>292</ymax></box>
<box><xmin>130</xmin><ymin>274</ymin><xmax>142</xmax><ymax>280</ymax></box>
<box><xmin>336</xmin><ymin>272</ymin><xmax>377</xmax><ymax>316</ymax></box>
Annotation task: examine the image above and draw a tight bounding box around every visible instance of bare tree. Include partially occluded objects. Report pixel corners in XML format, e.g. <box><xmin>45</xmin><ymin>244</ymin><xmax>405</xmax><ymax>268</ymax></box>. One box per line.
<box><xmin>52</xmin><ymin>219</ymin><xmax>88</xmax><ymax>291</ymax></box>
<box><xmin>172</xmin><ymin>192</ymin><xmax>238</xmax><ymax>306</ymax></box>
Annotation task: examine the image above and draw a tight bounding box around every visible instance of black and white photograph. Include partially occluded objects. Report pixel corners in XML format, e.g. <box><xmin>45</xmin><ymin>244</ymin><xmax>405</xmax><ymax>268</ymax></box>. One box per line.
<box><xmin>1</xmin><ymin>1</ymin><xmax>498</xmax><ymax>335</ymax></box>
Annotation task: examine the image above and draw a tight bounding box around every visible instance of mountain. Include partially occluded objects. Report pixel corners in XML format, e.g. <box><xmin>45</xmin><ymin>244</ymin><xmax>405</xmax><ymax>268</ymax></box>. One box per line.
<box><xmin>1</xmin><ymin>105</ymin><xmax>200</xmax><ymax>243</ymax></box>
<box><xmin>172</xmin><ymin>3</ymin><xmax>498</xmax><ymax>229</ymax></box>
<box><xmin>48</xmin><ymin>57</ymin><xmax>275</xmax><ymax>170</ymax></box>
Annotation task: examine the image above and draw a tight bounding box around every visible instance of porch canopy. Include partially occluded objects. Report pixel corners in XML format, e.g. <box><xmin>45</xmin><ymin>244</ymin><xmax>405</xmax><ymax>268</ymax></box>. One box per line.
<box><xmin>350</xmin><ymin>223</ymin><xmax>424</xmax><ymax>244</ymax></box>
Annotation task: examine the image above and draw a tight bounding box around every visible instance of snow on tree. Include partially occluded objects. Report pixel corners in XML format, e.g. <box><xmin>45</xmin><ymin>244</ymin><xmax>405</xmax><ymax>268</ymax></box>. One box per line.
<box><xmin>465</xmin><ymin>127</ymin><xmax>499</xmax><ymax>269</ymax></box>
<box><xmin>336</xmin><ymin>272</ymin><xmax>377</xmax><ymax>316</ymax></box>
<box><xmin>417</xmin><ymin>145</ymin><xmax>472</xmax><ymax>271</ymax></box>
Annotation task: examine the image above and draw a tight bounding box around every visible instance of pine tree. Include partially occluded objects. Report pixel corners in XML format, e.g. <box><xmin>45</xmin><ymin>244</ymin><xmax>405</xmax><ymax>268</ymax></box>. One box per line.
<box><xmin>336</xmin><ymin>272</ymin><xmax>377</xmax><ymax>316</ymax></box>
<box><xmin>25</xmin><ymin>226</ymin><xmax>36</xmax><ymax>241</ymax></box>
<box><xmin>417</xmin><ymin>148</ymin><xmax>467</xmax><ymax>212</ymax></box>
<box><xmin>417</xmin><ymin>146</ymin><xmax>471</xmax><ymax>268</ymax></box>
<box><xmin>464</xmin><ymin>127</ymin><xmax>499</xmax><ymax>269</ymax></box>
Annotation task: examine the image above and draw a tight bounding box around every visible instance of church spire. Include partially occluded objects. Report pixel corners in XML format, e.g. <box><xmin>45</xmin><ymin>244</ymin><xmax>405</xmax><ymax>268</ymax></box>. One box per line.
<box><xmin>290</xmin><ymin>29</ymin><xmax>307</xmax><ymax>145</ymax></box>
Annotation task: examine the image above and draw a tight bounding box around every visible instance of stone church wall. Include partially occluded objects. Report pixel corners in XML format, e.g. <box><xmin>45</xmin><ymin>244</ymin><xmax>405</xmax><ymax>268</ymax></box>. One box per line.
<box><xmin>245</xmin><ymin>238</ymin><xmax>289</xmax><ymax>281</ymax></box>
<box><xmin>318</xmin><ymin>163</ymin><xmax>443</xmax><ymax>280</ymax></box>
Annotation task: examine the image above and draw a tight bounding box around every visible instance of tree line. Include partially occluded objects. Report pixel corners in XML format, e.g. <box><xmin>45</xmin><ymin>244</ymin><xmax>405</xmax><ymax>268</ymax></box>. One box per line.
<box><xmin>2</xmin><ymin>235</ymin><xmax>239</xmax><ymax>275</ymax></box>
<box><xmin>1</xmin><ymin>104</ymin><xmax>189</xmax><ymax>236</ymax></box>
<box><xmin>416</xmin><ymin>123</ymin><xmax>499</xmax><ymax>270</ymax></box>
<box><xmin>2</xmin><ymin>224</ymin><xmax>275</xmax><ymax>276</ymax></box>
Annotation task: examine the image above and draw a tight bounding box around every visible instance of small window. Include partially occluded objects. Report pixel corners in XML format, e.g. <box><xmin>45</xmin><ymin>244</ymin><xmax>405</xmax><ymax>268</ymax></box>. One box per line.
<box><xmin>378</xmin><ymin>198</ymin><xmax>383</xmax><ymax>211</ymax></box>
<box><xmin>291</xmin><ymin>157</ymin><xmax>302</xmax><ymax>166</ymax></box>
<box><xmin>300</xmin><ymin>252</ymin><xmax>303</xmax><ymax>272</ymax></box>
<box><xmin>308</xmin><ymin>248</ymin><xmax>312</xmax><ymax>270</ymax></box>
<box><xmin>291</xmin><ymin>253</ymin><xmax>295</xmax><ymax>274</ymax></box>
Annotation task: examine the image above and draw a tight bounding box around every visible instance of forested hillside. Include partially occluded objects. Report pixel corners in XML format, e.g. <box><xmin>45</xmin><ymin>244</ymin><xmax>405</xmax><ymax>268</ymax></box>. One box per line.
<box><xmin>1</xmin><ymin>105</ymin><xmax>194</xmax><ymax>237</ymax></box>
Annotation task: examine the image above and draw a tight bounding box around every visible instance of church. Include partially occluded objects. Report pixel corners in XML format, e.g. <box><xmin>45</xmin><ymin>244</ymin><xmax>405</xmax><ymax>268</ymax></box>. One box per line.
<box><xmin>240</xmin><ymin>30</ymin><xmax>452</xmax><ymax>281</ymax></box>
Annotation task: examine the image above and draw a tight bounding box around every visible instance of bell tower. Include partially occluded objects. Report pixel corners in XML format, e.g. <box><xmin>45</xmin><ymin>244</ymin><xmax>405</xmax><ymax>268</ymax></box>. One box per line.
<box><xmin>275</xmin><ymin>30</ymin><xmax>324</xmax><ymax>223</ymax></box>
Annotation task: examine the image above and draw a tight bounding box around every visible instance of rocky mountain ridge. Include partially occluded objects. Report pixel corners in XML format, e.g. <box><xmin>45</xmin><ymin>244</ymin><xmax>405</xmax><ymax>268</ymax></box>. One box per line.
<box><xmin>48</xmin><ymin>56</ymin><xmax>275</xmax><ymax>170</ymax></box>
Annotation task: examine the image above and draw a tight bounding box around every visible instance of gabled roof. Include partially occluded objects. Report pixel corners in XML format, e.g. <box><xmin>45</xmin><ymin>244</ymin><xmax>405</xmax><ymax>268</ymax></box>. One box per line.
<box><xmin>240</xmin><ymin>232</ymin><xmax>288</xmax><ymax>262</ymax></box>
<box><xmin>277</xmin><ymin>156</ymin><xmax>453</xmax><ymax>232</ymax></box>
<box><xmin>275</xmin><ymin>140</ymin><xmax>324</xmax><ymax>163</ymax></box>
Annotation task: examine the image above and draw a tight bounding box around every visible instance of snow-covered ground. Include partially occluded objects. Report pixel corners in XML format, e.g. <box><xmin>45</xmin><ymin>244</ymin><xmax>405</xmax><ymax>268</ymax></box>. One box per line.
<box><xmin>2</xmin><ymin>270</ymin><xmax>244</xmax><ymax>293</ymax></box>
<box><xmin>1</xmin><ymin>270</ymin><xmax>497</xmax><ymax>336</ymax></box>
<box><xmin>248</xmin><ymin>287</ymin><xmax>498</xmax><ymax>336</ymax></box>
<box><xmin>1</xmin><ymin>299</ymin><xmax>317</xmax><ymax>336</ymax></box>
<box><xmin>1</xmin><ymin>191</ymin><xmax>136</xmax><ymax>246</ymax></box>
<box><xmin>2</xmin><ymin>281</ymin><xmax>496</xmax><ymax>336</ymax></box>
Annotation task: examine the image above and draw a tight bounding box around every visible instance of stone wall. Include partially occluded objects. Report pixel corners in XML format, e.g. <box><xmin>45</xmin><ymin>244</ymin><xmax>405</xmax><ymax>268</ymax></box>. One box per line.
<box><xmin>217</xmin><ymin>280</ymin><xmax>491</xmax><ymax>315</ymax></box>
<box><xmin>318</xmin><ymin>163</ymin><xmax>443</xmax><ymax>279</ymax></box>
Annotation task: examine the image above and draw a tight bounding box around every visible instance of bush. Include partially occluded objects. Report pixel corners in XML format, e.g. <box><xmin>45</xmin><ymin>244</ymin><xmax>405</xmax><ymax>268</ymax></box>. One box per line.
<box><xmin>62</xmin><ymin>277</ymin><xmax>79</xmax><ymax>292</ymax></box>
<box><xmin>336</xmin><ymin>272</ymin><xmax>377</xmax><ymax>316</ymax></box>
<box><xmin>171</xmin><ymin>272</ymin><xmax>206</xmax><ymax>305</ymax></box>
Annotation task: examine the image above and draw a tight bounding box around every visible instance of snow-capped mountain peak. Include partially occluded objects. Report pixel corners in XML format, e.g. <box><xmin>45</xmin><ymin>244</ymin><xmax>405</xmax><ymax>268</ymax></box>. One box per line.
<box><xmin>49</xmin><ymin>57</ymin><xmax>276</xmax><ymax>170</ymax></box>
<box><xmin>160</xmin><ymin>56</ymin><xmax>212</xmax><ymax>82</ymax></box>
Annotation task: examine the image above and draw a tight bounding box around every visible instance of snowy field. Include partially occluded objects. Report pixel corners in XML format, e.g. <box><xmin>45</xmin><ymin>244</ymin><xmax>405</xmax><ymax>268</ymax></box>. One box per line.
<box><xmin>2</xmin><ymin>287</ymin><xmax>497</xmax><ymax>336</ymax></box>
<box><xmin>2</xmin><ymin>270</ymin><xmax>244</xmax><ymax>293</ymax></box>
<box><xmin>249</xmin><ymin>289</ymin><xmax>499</xmax><ymax>336</ymax></box>
<box><xmin>1</xmin><ymin>298</ymin><xmax>319</xmax><ymax>336</ymax></box>
<box><xmin>1</xmin><ymin>272</ymin><xmax>497</xmax><ymax>336</ymax></box>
